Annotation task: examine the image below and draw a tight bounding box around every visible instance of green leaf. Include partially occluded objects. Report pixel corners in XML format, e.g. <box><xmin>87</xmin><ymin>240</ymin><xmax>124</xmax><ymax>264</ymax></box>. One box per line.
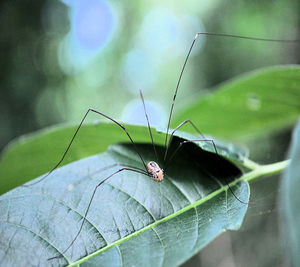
<box><xmin>0</xmin><ymin>141</ymin><xmax>249</xmax><ymax>266</ymax></box>
<box><xmin>174</xmin><ymin>66</ymin><xmax>300</xmax><ymax>141</ymax></box>
<box><xmin>0</xmin><ymin>123</ymin><xmax>247</xmax><ymax>195</ymax></box>
<box><xmin>281</xmin><ymin>118</ymin><xmax>300</xmax><ymax>266</ymax></box>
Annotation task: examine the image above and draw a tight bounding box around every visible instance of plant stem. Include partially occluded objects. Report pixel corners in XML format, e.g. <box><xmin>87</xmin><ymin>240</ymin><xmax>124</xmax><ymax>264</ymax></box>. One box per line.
<box><xmin>240</xmin><ymin>159</ymin><xmax>290</xmax><ymax>183</ymax></box>
<box><xmin>242</xmin><ymin>157</ymin><xmax>261</xmax><ymax>170</ymax></box>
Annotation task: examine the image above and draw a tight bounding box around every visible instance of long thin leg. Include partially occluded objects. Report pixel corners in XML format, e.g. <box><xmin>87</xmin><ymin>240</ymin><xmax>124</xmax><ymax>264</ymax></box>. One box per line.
<box><xmin>93</xmin><ymin>163</ymin><xmax>147</xmax><ymax>174</ymax></box>
<box><xmin>69</xmin><ymin>163</ymin><xmax>148</xmax><ymax>189</ymax></box>
<box><xmin>139</xmin><ymin>90</ymin><xmax>158</xmax><ymax>162</ymax></box>
<box><xmin>196</xmin><ymin>32</ymin><xmax>300</xmax><ymax>43</ymax></box>
<box><xmin>164</xmin><ymin>34</ymin><xmax>198</xmax><ymax>150</ymax></box>
<box><xmin>165</xmin><ymin>138</ymin><xmax>248</xmax><ymax>205</ymax></box>
<box><xmin>164</xmin><ymin>119</ymin><xmax>205</xmax><ymax>162</ymax></box>
<box><xmin>165</xmin><ymin>139</ymin><xmax>216</xmax><ymax>170</ymax></box>
<box><xmin>48</xmin><ymin>167</ymin><xmax>149</xmax><ymax>261</ymax></box>
<box><xmin>23</xmin><ymin>108</ymin><xmax>148</xmax><ymax>187</ymax></box>
<box><xmin>164</xmin><ymin>32</ymin><xmax>299</xmax><ymax>154</ymax></box>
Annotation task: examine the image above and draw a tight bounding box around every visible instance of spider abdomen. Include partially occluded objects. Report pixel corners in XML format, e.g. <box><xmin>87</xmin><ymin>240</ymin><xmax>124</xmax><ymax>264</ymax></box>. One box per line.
<box><xmin>147</xmin><ymin>161</ymin><xmax>164</xmax><ymax>182</ymax></box>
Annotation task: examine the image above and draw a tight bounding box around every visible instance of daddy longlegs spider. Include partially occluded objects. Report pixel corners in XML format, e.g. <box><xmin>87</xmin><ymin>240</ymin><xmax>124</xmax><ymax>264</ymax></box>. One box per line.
<box><xmin>21</xmin><ymin>32</ymin><xmax>299</xmax><ymax>261</ymax></box>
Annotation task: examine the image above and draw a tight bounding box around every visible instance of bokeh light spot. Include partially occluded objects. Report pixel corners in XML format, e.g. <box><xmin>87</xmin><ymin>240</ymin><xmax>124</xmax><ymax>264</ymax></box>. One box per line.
<box><xmin>58</xmin><ymin>0</ymin><xmax>115</xmax><ymax>73</ymax></box>
<box><xmin>122</xmin><ymin>99</ymin><xmax>166</xmax><ymax>128</ymax></box>
<box><xmin>73</xmin><ymin>0</ymin><xmax>114</xmax><ymax>51</ymax></box>
<box><xmin>121</xmin><ymin>49</ymin><xmax>157</xmax><ymax>93</ymax></box>
<box><xmin>139</xmin><ymin>9</ymin><xmax>205</xmax><ymax>60</ymax></box>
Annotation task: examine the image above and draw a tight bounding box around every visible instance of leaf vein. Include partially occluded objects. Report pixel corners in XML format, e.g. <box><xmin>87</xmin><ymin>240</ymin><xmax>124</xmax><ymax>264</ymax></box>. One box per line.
<box><xmin>0</xmin><ymin>220</ymin><xmax>70</xmax><ymax>263</ymax></box>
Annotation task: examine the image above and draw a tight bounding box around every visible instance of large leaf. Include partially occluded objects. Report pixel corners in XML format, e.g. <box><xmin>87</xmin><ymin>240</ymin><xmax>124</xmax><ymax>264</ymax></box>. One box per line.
<box><xmin>0</xmin><ymin>141</ymin><xmax>249</xmax><ymax>267</ymax></box>
<box><xmin>174</xmin><ymin>66</ymin><xmax>300</xmax><ymax>141</ymax></box>
<box><xmin>0</xmin><ymin>123</ymin><xmax>247</xmax><ymax>195</ymax></box>
<box><xmin>281</xmin><ymin>119</ymin><xmax>300</xmax><ymax>266</ymax></box>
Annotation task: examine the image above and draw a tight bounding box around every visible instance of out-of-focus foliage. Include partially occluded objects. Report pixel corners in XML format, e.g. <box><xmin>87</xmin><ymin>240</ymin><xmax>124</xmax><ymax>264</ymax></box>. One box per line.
<box><xmin>1</xmin><ymin>0</ymin><xmax>300</xmax><ymax>266</ymax></box>
<box><xmin>0</xmin><ymin>1</ymin><xmax>68</xmax><ymax>151</ymax></box>
<box><xmin>174</xmin><ymin>66</ymin><xmax>300</xmax><ymax>141</ymax></box>
<box><xmin>281</xmin><ymin>119</ymin><xmax>300</xmax><ymax>267</ymax></box>
<box><xmin>1</xmin><ymin>0</ymin><xmax>299</xmax><ymax>153</ymax></box>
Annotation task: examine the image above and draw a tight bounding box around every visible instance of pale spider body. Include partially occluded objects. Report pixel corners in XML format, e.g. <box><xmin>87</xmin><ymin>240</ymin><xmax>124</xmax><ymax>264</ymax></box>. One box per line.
<box><xmin>147</xmin><ymin>161</ymin><xmax>164</xmax><ymax>182</ymax></box>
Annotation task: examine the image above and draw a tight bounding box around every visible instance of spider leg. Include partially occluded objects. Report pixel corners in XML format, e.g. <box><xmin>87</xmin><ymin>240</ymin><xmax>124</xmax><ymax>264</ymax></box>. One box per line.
<box><xmin>68</xmin><ymin>162</ymin><xmax>148</xmax><ymax>190</ymax></box>
<box><xmin>48</xmin><ymin>167</ymin><xmax>149</xmax><ymax>261</ymax></box>
<box><xmin>165</xmin><ymin>138</ymin><xmax>248</xmax><ymax>205</ymax></box>
<box><xmin>164</xmin><ymin>31</ymin><xmax>299</xmax><ymax>162</ymax></box>
<box><xmin>139</xmin><ymin>89</ymin><xmax>158</xmax><ymax>163</ymax></box>
<box><xmin>23</xmin><ymin>108</ymin><xmax>147</xmax><ymax>187</ymax></box>
<box><xmin>164</xmin><ymin>119</ymin><xmax>205</xmax><ymax>162</ymax></box>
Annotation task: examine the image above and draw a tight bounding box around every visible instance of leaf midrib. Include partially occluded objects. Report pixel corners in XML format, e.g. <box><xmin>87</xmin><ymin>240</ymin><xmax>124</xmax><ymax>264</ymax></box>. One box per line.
<box><xmin>68</xmin><ymin>177</ymin><xmax>247</xmax><ymax>266</ymax></box>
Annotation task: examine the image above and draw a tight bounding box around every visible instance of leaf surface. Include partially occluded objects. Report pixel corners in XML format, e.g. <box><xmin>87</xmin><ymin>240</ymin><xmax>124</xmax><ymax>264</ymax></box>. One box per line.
<box><xmin>0</xmin><ymin>141</ymin><xmax>249</xmax><ymax>266</ymax></box>
<box><xmin>0</xmin><ymin>123</ymin><xmax>247</xmax><ymax>195</ymax></box>
<box><xmin>174</xmin><ymin>66</ymin><xmax>300</xmax><ymax>141</ymax></box>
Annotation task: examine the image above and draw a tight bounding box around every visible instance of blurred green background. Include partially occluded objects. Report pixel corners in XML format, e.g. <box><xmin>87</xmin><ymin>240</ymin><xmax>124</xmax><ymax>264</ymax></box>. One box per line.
<box><xmin>1</xmin><ymin>0</ymin><xmax>299</xmax><ymax>152</ymax></box>
<box><xmin>0</xmin><ymin>0</ymin><xmax>299</xmax><ymax>266</ymax></box>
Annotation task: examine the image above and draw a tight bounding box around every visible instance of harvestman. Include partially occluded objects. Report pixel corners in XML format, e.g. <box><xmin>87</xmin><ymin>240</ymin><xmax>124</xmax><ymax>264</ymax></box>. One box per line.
<box><xmin>22</xmin><ymin>32</ymin><xmax>299</xmax><ymax>261</ymax></box>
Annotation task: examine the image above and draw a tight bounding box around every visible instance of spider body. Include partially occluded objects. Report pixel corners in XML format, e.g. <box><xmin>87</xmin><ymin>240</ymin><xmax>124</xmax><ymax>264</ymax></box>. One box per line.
<box><xmin>147</xmin><ymin>161</ymin><xmax>164</xmax><ymax>182</ymax></box>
